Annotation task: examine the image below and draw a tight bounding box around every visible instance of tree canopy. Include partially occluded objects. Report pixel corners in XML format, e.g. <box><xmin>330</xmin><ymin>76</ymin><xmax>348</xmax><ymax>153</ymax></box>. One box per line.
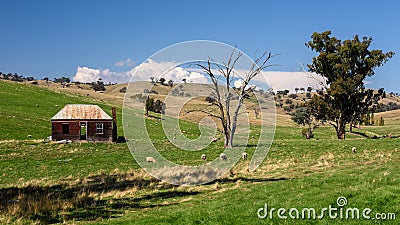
<box><xmin>306</xmin><ymin>31</ymin><xmax>394</xmax><ymax>139</ymax></box>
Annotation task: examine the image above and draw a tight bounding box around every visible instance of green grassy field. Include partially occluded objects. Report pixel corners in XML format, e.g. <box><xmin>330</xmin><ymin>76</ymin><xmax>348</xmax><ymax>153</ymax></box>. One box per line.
<box><xmin>1</xmin><ymin>80</ymin><xmax>399</xmax><ymax>224</ymax></box>
<box><xmin>0</xmin><ymin>80</ymin><xmax>124</xmax><ymax>140</ymax></box>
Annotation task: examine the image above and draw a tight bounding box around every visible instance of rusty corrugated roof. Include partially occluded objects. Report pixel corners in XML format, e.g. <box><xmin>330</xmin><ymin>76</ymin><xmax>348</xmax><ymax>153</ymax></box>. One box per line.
<box><xmin>51</xmin><ymin>104</ymin><xmax>112</xmax><ymax>120</ymax></box>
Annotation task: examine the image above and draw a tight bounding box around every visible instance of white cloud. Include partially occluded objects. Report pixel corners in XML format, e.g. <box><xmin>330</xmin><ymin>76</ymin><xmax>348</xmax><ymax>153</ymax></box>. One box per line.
<box><xmin>127</xmin><ymin>59</ymin><xmax>209</xmax><ymax>83</ymax></box>
<box><xmin>186</xmin><ymin>71</ymin><xmax>209</xmax><ymax>83</ymax></box>
<box><xmin>114</xmin><ymin>61</ymin><xmax>124</xmax><ymax>67</ymax></box>
<box><xmin>364</xmin><ymin>80</ymin><xmax>372</xmax><ymax>85</ymax></box>
<box><xmin>73</xmin><ymin>66</ymin><xmax>132</xmax><ymax>84</ymax></box>
<box><xmin>73</xmin><ymin>59</ymin><xmax>209</xmax><ymax>84</ymax></box>
<box><xmin>100</xmin><ymin>69</ymin><xmax>132</xmax><ymax>84</ymax></box>
<box><xmin>114</xmin><ymin>58</ymin><xmax>135</xmax><ymax>67</ymax></box>
<box><xmin>233</xmin><ymin>78</ymin><xmax>257</xmax><ymax>90</ymax></box>
<box><xmin>73</xmin><ymin>60</ymin><xmax>325</xmax><ymax>92</ymax></box>
<box><xmin>261</xmin><ymin>71</ymin><xmax>325</xmax><ymax>93</ymax></box>
<box><xmin>161</xmin><ymin>67</ymin><xmax>209</xmax><ymax>84</ymax></box>
<box><xmin>72</xmin><ymin>66</ymin><xmax>101</xmax><ymax>83</ymax></box>
<box><xmin>127</xmin><ymin>59</ymin><xmax>176</xmax><ymax>82</ymax></box>
<box><xmin>234</xmin><ymin>79</ymin><xmax>244</xmax><ymax>88</ymax></box>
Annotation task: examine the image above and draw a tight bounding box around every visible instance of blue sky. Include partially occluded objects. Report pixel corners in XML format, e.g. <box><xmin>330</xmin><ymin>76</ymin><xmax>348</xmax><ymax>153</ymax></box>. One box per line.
<box><xmin>1</xmin><ymin>0</ymin><xmax>399</xmax><ymax>92</ymax></box>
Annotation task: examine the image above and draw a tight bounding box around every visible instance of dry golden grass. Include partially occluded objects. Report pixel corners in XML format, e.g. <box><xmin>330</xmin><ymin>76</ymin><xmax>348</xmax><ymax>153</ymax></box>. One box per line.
<box><xmin>0</xmin><ymin>169</ymin><xmax>171</xmax><ymax>224</ymax></box>
<box><xmin>376</xmin><ymin>109</ymin><xmax>400</xmax><ymax>119</ymax></box>
<box><xmin>23</xmin><ymin>80</ymin><xmax>125</xmax><ymax>105</ymax></box>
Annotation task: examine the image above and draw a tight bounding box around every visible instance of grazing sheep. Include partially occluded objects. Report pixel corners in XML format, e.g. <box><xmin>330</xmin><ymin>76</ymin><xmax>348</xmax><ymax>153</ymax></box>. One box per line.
<box><xmin>27</xmin><ymin>134</ymin><xmax>32</xmax><ymax>138</ymax></box>
<box><xmin>56</xmin><ymin>139</ymin><xmax>72</xmax><ymax>144</ymax></box>
<box><xmin>146</xmin><ymin>156</ymin><xmax>156</xmax><ymax>163</ymax></box>
<box><xmin>242</xmin><ymin>152</ymin><xmax>248</xmax><ymax>160</ymax></box>
<box><xmin>212</xmin><ymin>137</ymin><xmax>218</xmax><ymax>142</ymax></box>
<box><xmin>352</xmin><ymin>147</ymin><xmax>356</xmax><ymax>153</ymax></box>
<box><xmin>201</xmin><ymin>154</ymin><xmax>207</xmax><ymax>160</ymax></box>
<box><xmin>219</xmin><ymin>153</ymin><xmax>228</xmax><ymax>160</ymax></box>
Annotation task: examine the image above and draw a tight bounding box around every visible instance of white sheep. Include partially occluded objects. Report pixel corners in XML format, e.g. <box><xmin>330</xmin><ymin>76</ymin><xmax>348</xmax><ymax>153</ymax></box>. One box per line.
<box><xmin>242</xmin><ymin>152</ymin><xmax>248</xmax><ymax>160</ymax></box>
<box><xmin>146</xmin><ymin>156</ymin><xmax>156</xmax><ymax>163</ymax></box>
<box><xmin>352</xmin><ymin>147</ymin><xmax>356</xmax><ymax>153</ymax></box>
<box><xmin>212</xmin><ymin>137</ymin><xmax>218</xmax><ymax>142</ymax></box>
<box><xmin>201</xmin><ymin>154</ymin><xmax>206</xmax><ymax>160</ymax></box>
<box><xmin>219</xmin><ymin>153</ymin><xmax>228</xmax><ymax>160</ymax></box>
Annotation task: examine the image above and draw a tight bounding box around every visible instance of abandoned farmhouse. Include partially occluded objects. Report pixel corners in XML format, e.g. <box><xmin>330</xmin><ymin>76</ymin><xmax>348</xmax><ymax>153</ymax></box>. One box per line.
<box><xmin>51</xmin><ymin>104</ymin><xmax>117</xmax><ymax>142</ymax></box>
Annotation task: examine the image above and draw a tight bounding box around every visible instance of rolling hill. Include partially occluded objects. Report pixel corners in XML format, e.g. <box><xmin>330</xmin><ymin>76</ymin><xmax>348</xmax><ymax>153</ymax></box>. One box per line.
<box><xmin>0</xmin><ymin>80</ymin><xmax>123</xmax><ymax>140</ymax></box>
<box><xmin>0</xmin><ymin>79</ymin><xmax>400</xmax><ymax>224</ymax></box>
<box><xmin>2</xmin><ymin>79</ymin><xmax>400</xmax><ymax>140</ymax></box>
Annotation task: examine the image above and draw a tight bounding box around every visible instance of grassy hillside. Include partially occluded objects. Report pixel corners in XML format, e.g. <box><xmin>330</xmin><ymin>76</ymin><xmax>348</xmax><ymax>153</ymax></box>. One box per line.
<box><xmin>1</xmin><ymin>121</ymin><xmax>399</xmax><ymax>224</ymax></box>
<box><xmin>1</xmin><ymin>80</ymin><xmax>399</xmax><ymax>224</ymax></box>
<box><xmin>0</xmin><ymin>80</ymin><xmax>123</xmax><ymax>140</ymax></box>
<box><xmin>277</xmin><ymin>91</ymin><xmax>400</xmax><ymax>116</ymax></box>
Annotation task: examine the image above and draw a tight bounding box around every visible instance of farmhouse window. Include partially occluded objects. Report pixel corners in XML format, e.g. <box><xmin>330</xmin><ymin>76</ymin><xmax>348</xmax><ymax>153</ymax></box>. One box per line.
<box><xmin>62</xmin><ymin>123</ymin><xmax>70</xmax><ymax>134</ymax></box>
<box><xmin>96</xmin><ymin>123</ymin><xmax>104</xmax><ymax>134</ymax></box>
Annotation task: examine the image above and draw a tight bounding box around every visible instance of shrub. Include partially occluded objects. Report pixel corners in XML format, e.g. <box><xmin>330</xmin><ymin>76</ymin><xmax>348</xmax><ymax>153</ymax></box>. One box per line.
<box><xmin>285</xmin><ymin>99</ymin><xmax>293</xmax><ymax>104</ymax></box>
<box><xmin>205</xmin><ymin>96</ymin><xmax>216</xmax><ymax>103</ymax></box>
<box><xmin>283</xmin><ymin>106</ymin><xmax>292</xmax><ymax>112</ymax></box>
<box><xmin>131</xmin><ymin>94</ymin><xmax>147</xmax><ymax>103</ymax></box>
<box><xmin>145</xmin><ymin>97</ymin><xmax>166</xmax><ymax>115</ymax></box>
<box><xmin>92</xmin><ymin>81</ymin><xmax>106</xmax><ymax>92</ymax></box>
<box><xmin>171</xmin><ymin>88</ymin><xmax>179</xmax><ymax>96</ymax></box>
<box><xmin>119</xmin><ymin>87</ymin><xmax>127</xmax><ymax>93</ymax></box>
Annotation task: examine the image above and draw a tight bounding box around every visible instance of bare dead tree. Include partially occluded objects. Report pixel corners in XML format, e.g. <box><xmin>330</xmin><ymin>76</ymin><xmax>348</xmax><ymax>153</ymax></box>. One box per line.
<box><xmin>196</xmin><ymin>49</ymin><xmax>275</xmax><ymax>148</ymax></box>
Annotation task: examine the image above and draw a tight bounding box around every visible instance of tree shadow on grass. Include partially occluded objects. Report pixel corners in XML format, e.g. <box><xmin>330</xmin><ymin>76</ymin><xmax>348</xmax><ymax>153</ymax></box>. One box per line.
<box><xmin>0</xmin><ymin>173</ymin><xmax>200</xmax><ymax>224</ymax></box>
<box><xmin>0</xmin><ymin>171</ymin><xmax>287</xmax><ymax>223</ymax></box>
<box><xmin>350</xmin><ymin>131</ymin><xmax>373</xmax><ymax>138</ymax></box>
<box><xmin>61</xmin><ymin>190</ymin><xmax>200</xmax><ymax>222</ymax></box>
<box><xmin>209</xmin><ymin>176</ymin><xmax>288</xmax><ymax>185</ymax></box>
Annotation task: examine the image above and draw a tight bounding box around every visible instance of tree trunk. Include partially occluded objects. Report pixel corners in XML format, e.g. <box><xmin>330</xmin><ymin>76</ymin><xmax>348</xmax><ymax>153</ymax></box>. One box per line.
<box><xmin>337</xmin><ymin>124</ymin><xmax>346</xmax><ymax>140</ymax></box>
<box><xmin>222</xmin><ymin>124</ymin><xmax>231</xmax><ymax>148</ymax></box>
<box><xmin>349</xmin><ymin>121</ymin><xmax>353</xmax><ymax>133</ymax></box>
<box><xmin>226</xmin><ymin>136</ymin><xmax>232</xmax><ymax>148</ymax></box>
<box><xmin>226</xmin><ymin>120</ymin><xmax>235</xmax><ymax>148</ymax></box>
<box><xmin>227</xmin><ymin>98</ymin><xmax>243</xmax><ymax>148</ymax></box>
<box><xmin>224</xmin><ymin>132</ymin><xmax>231</xmax><ymax>148</ymax></box>
<box><xmin>306</xmin><ymin>124</ymin><xmax>313</xmax><ymax>139</ymax></box>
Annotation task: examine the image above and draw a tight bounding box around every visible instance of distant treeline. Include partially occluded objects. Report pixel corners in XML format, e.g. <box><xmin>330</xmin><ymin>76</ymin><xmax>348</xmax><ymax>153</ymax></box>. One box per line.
<box><xmin>0</xmin><ymin>72</ymin><xmax>119</xmax><ymax>92</ymax></box>
<box><xmin>0</xmin><ymin>72</ymin><xmax>35</xmax><ymax>82</ymax></box>
<box><xmin>376</xmin><ymin>102</ymin><xmax>400</xmax><ymax>112</ymax></box>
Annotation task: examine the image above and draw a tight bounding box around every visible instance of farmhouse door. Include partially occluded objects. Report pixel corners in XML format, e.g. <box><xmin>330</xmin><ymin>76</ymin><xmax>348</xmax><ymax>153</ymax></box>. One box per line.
<box><xmin>80</xmin><ymin>122</ymin><xmax>87</xmax><ymax>140</ymax></box>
